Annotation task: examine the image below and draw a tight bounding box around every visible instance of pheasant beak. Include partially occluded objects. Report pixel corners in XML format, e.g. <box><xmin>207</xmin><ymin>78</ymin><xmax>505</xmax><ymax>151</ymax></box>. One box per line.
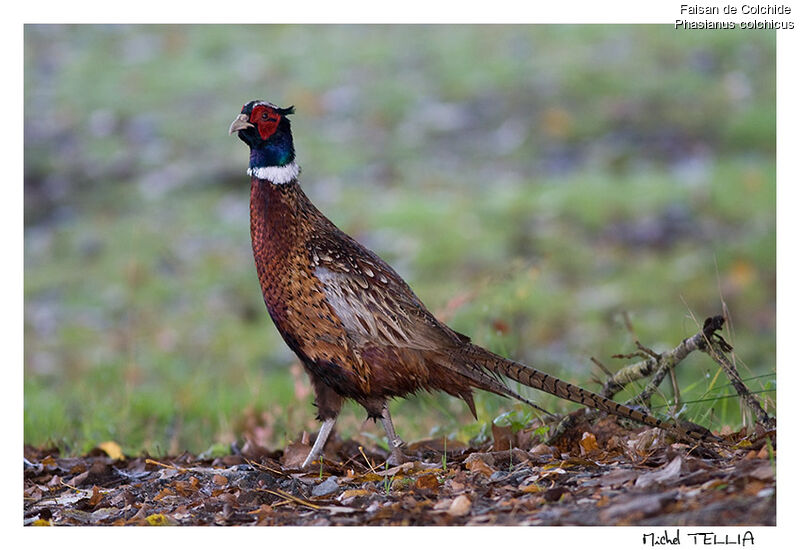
<box><xmin>228</xmin><ymin>113</ymin><xmax>254</xmax><ymax>135</ymax></box>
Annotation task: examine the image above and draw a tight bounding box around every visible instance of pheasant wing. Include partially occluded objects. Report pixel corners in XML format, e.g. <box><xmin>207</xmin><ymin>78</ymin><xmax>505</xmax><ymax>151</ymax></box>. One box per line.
<box><xmin>309</xmin><ymin>230</ymin><xmax>552</xmax><ymax>415</ymax></box>
<box><xmin>310</xmin><ymin>237</ymin><xmax>457</xmax><ymax>351</ymax></box>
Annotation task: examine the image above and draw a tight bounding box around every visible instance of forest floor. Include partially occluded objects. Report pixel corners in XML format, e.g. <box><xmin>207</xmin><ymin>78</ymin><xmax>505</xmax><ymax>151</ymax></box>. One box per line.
<box><xmin>23</xmin><ymin>413</ymin><xmax>775</xmax><ymax>526</ymax></box>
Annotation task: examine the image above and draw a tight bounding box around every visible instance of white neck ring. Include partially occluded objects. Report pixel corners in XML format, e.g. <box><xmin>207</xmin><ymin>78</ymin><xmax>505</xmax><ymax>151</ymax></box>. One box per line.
<box><xmin>247</xmin><ymin>161</ymin><xmax>300</xmax><ymax>184</ymax></box>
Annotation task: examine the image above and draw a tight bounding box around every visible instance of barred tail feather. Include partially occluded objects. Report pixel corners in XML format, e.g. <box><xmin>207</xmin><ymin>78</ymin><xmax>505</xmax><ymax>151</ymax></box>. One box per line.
<box><xmin>458</xmin><ymin>344</ymin><xmax>712</xmax><ymax>441</ymax></box>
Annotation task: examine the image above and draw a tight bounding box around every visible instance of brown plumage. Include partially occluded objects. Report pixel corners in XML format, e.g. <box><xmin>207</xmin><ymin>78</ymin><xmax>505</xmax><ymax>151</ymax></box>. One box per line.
<box><xmin>230</xmin><ymin>100</ymin><xmax>711</xmax><ymax>467</ymax></box>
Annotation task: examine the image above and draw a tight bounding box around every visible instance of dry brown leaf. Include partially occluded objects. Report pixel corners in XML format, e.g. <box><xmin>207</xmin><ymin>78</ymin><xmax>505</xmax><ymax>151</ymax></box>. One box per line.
<box><xmin>415</xmin><ymin>473</ymin><xmax>440</xmax><ymax>490</ymax></box>
<box><xmin>349</xmin><ymin>472</ymin><xmax>384</xmax><ymax>483</ymax></box>
<box><xmin>491</xmin><ymin>422</ymin><xmax>514</xmax><ymax>452</ymax></box>
<box><xmin>464</xmin><ymin>453</ymin><xmax>495</xmax><ymax>477</ymax></box>
<box><xmin>627</xmin><ymin>428</ymin><xmax>664</xmax><ymax>455</ymax></box>
<box><xmin>88</xmin><ymin>485</ymin><xmax>104</xmax><ymax>507</ymax></box>
<box><xmin>448</xmin><ymin>479</ymin><xmax>466</xmax><ymax>492</ymax></box>
<box><xmin>448</xmin><ymin>495</ymin><xmax>471</xmax><ymax>516</ymax></box>
<box><xmin>241</xmin><ymin>439</ymin><xmax>271</xmax><ymax>460</ymax></box>
<box><xmin>579</xmin><ymin>432</ymin><xmax>600</xmax><ymax>455</ymax></box>
<box><xmin>212</xmin><ymin>474</ymin><xmax>229</xmax><ymax>486</ymax></box>
<box><xmin>154</xmin><ymin>487</ymin><xmax>175</xmax><ymax>501</ymax></box>
<box><xmin>174</xmin><ymin>477</ymin><xmax>200</xmax><ymax>496</ymax></box>
<box><xmin>281</xmin><ymin>440</ymin><xmax>313</xmax><ymax>469</ymax></box>
<box><xmin>249</xmin><ymin>504</ymin><xmax>276</xmax><ymax>525</ymax></box>
<box><xmin>530</xmin><ymin>443</ymin><xmax>555</xmax><ymax>456</ymax></box>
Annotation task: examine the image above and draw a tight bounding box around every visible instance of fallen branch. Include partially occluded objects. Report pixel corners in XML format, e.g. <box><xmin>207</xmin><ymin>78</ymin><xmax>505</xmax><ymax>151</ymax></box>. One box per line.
<box><xmin>700</xmin><ymin>328</ymin><xmax>775</xmax><ymax>428</ymax></box>
<box><xmin>548</xmin><ymin>315</ymin><xmax>774</xmax><ymax>444</ymax></box>
<box><xmin>600</xmin><ymin>316</ymin><xmax>727</xmax><ymax>402</ymax></box>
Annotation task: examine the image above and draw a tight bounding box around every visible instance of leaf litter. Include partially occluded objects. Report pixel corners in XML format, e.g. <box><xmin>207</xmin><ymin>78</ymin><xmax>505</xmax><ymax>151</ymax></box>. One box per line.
<box><xmin>23</xmin><ymin>414</ymin><xmax>775</xmax><ymax>526</ymax></box>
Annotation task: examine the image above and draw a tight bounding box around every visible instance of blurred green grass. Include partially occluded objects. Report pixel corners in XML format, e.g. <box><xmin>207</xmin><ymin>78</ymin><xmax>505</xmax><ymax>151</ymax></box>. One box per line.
<box><xmin>24</xmin><ymin>25</ymin><xmax>775</xmax><ymax>456</ymax></box>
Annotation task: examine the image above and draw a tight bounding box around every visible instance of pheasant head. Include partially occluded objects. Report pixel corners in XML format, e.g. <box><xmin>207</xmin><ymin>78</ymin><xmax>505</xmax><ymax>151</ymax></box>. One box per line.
<box><xmin>229</xmin><ymin>100</ymin><xmax>298</xmax><ymax>184</ymax></box>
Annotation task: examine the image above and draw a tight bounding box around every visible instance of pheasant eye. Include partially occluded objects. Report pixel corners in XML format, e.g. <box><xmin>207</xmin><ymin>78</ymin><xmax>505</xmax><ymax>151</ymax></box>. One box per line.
<box><xmin>261</xmin><ymin>112</ymin><xmax>269</xmax><ymax>120</ymax></box>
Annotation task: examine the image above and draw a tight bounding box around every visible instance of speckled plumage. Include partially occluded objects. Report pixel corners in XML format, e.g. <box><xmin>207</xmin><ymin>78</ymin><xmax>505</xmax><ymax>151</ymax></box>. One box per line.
<box><xmin>231</xmin><ymin>100</ymin><xmax>711</xmax><ymax>467</ymax></box>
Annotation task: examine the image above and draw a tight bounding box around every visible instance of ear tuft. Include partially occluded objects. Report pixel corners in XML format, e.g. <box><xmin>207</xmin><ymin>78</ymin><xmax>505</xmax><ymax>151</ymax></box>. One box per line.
<box><xmin>277</xmin><ymin>105</ymin><xmax>295</xmax><ymax>116</ymax></box>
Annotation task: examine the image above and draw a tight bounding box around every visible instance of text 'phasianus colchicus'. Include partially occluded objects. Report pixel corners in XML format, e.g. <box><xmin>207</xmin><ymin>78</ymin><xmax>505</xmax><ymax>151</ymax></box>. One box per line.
<box><xmin>229</xmin><ymin>100</ymin><xmax>711</xmax><ymax>467</ymax></box>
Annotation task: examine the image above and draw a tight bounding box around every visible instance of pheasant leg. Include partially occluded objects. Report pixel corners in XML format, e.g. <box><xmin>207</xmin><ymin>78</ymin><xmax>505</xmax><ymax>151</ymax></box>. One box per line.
<box><xmin>301</xmin><ymin>417</ymin><xmax>336</xmax><ymax>468</ymax></box>
<box><xmin>380</xmin><ymin>404</ymin><xmax>411</xmax><ymax>465</ymax></box>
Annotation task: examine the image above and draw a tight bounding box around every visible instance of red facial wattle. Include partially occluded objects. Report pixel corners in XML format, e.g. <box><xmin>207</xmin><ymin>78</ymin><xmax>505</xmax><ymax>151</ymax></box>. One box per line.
<box><xmin>250</xmin><ymin>105</ymin><xmax>282</xmax><ymax>140</ymax></box>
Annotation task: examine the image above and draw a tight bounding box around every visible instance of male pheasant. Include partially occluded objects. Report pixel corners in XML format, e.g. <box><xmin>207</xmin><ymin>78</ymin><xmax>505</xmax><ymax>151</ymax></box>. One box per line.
<box><xmin>229</xmin><ymin>100</ymin><xmax>710</xmax><ymax>467</ymax></box>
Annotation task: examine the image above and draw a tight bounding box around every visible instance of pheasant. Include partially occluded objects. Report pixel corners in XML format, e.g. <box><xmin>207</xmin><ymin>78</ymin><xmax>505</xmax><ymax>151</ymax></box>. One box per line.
<box><xmin>229</xmin><ymin>100</ymin><xmax>711</xmax><ymax>467</ymax></box>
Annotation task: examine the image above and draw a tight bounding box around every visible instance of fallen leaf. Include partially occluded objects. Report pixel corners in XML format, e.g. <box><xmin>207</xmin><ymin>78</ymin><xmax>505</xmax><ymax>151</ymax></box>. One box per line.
<box><xmin>448</xmin><ymin>479</ymin><xmax>466</xmax><ymax>492</ymax></box>
<box><xmin>281</xmin><ymin>440</ymin><xmax>312</xmax><ymax>469</ymax></box>
<box><xmin>544</xmin><ymin>487</ymin><xmax>567</xmax><ymax>502</ymax></box>
<box><xmin>88</xmin><ymin>485</ymin><xmax>104</xmax><ymax>507</ymax></box>
<box><xmin>627</xmin><ymin>428</ymin><xmax>664</xmax><ymax>455</ymax></box>
<box><xmin>338</xmin><ymin>489</ymin><xmax>370</xmax><ymax>501</ymax></box>
<box><xmin>97</xmin><ymin>441</ymin><xmax>125</xmax><ymax>461</ymax></box>
<box><xmin>434</xmin><ymin>498</ymin><xmax>453</xmax><ymax>511</ymax></box>
<box><xmin>415</xmin><ymin>473</ymin><xmax>440</xmax><ymax>490</ymax></box>
<box><xmin>530</xmin><ymin>444</ymin><xmax>555</xmax><ymax>456</ymax></box>
<box><xmin>174</xmin><ymin>477</ymin><xmax>200</xmax><ymax>496</ymax></box>
<box><xmin>491</xmin><ymin>422</ymin><xmax>514</xmax><ymax>452</ymax></box>
<box><xmin>635</xmin><ymin>455</ymin><xmax>684</xmax><ymax>489</ymax></box>
<box><xmin>349</xmin><ymin>472</ymin><xmax>384</xmax><ymax>483</ymax></box>
<box><xmin>581</xmin><ymin>469</ymin><xmax>638</xmax><ymax>488</ymax></box>
<box><xmin>579</xmin><ymin>432</ymin><xmax>600</xmax><ymax>455</ymax></box>
<box><xmin>600</xmin><ymin>491</ymin><xmax>678</xmax><ymax>523</ymax></box>
<box><xmin>145</xmin><ymin>513</ymin><xmax>174</xmax><ymax>526</ymax></box>
<box><xmin>241</xmin><ymin>439</ymin><xmax>271</xmax><ymax>460</ymax></box>
<box><xmin>748</xmin><ymin>464</ymin><xmax>775</xmax><ymax>481</ymax></box>
<box><xmin>212</xmin><ymin>474</ymin><xmax>229</xmax><ymax>486</ymax></box>
<box><xmin>448</xmin><ymin>495</ymin><xmax>471</xmax><ymax>516</ymax></box>
<box><xmin>154</xmin><ymin>487</ymin><xmax>175</xmax><ymax>501</ymax></box>
<box><xmin>539</xmin><ymin>466</ymin><xmax>566</xmax><ymax>478</ymax></box>
<box><xmin>70</xmin><ymin>460</ymin><xmax>111</xmax><ymax>486</ymax></box>
<box><xmin>464</xmin><ymin>453</ymin><xmax>495</xmax><ymax>477</ymax></box>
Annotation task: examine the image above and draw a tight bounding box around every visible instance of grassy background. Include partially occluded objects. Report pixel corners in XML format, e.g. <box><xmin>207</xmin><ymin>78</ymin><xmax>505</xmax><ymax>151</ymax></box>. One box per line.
<box><xmin>24</xmin><ymin>25</ymin><xmax>775</xmax><ymax>456</ymax></box>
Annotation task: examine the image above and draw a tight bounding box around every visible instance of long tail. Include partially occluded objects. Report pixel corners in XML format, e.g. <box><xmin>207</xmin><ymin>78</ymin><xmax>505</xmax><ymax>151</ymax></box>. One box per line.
<box><xmin>455</xmin><ymin>343</ymin><xmax>713</xmax><ymax>441</ymax></box>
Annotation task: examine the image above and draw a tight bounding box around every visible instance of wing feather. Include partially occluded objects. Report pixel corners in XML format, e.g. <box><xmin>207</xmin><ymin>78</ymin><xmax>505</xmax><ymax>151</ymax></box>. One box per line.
<box><xmin>309</xmin><ymin>232</ymin><xmax>463</xmax><ymax>351</ymax></box>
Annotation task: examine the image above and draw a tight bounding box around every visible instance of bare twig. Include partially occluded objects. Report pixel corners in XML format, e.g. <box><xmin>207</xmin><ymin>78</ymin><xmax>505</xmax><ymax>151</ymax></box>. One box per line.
<box><xmin>590</xmin><ymin>356</ymin><xmax>614</xmax><ymax>379</ymax></box>
<box><xmin>601</xmin><ymin>318</ymin><xmax>724</xmax><ymax>401</ymax></box>
<box><xmin>145</xmin><ymin>458</ymin><xmax>190</xmax><ymax>473</ymax></box>
<box><xmin>261</xmin><ymin>488</ymin><xmax>321</xmax><ymax>510</ymax></box>
<box><xmin>668</xmin><ymin>366</ymin><xmax>681</xmax><ymax>414</ymax></box>
<box><xmin>701</xmin><ymin>331</ymin><xmax>774</xmax><ymax>428</ymax></box>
